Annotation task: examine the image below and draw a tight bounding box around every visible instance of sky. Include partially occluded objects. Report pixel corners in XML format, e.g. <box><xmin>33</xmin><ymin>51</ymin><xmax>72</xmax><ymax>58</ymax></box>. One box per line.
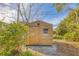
<box><xmin>0</xmin><ymin>3</ymin><xmax>78</xmax><ymax>28</ymax></box>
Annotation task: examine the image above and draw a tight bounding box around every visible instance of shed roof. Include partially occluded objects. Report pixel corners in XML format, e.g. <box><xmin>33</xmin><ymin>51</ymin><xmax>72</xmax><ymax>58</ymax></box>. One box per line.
<box><xmin>29</xmin><ymin>20</ymin><xmax>52</xmax><ymax>25</ymax></box>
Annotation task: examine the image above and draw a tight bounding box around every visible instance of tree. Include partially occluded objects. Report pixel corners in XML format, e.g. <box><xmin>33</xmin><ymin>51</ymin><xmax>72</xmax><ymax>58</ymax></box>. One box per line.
<box><xmin>56</xmin><ymin>7</ymin><xmax>79</xmax><ymax>41</ymax></box>
<box><xmin>53</xmin><ymin>3</ymin><xmax>79</xmax><ymax>24</ymax></box>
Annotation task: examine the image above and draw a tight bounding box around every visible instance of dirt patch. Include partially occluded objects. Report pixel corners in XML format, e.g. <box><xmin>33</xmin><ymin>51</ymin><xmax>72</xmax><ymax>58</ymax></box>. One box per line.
<box><xmin>53</xmin><ymin>40</ymin><xmax>79</xmax><ymax>56</ymax></box>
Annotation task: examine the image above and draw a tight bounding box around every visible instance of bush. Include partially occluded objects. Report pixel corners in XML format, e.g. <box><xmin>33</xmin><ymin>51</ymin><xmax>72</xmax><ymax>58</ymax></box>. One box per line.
<box><xmin>64</xmin><ymin>32</ymin><xmax>79</xmax><ymax>41</ymax></box>
<box><xmin>64</xmin><ymin>32</ymin><xmax>75</xmax><ymax>41</ymax></box>
<box><xmin>0</xmin><ymin>22</ymin><xmax>29</xmax><ymax>56</ymax></box>
<box><xmin>53</xmin><ymin>34</ymin><xmax>63</xmax><ymax>39</ymax></box>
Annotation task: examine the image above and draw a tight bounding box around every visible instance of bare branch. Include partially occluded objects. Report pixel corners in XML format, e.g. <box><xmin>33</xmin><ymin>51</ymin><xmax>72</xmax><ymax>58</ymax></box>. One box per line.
<box><xmin>16</xmin><ymin>3</ymin><xmax>20</xmax><ymax>23</ymax></box>
<box><xmin>19</xmin><ymin>7</ymin><xmax>25</xmax><ymax>22</ymax></box>
<box><xmin>27</xmin><ymin>3</ymin><xmax>32</xmax><ymax>22</ymax></box>
<box><xmin>21</xmin><ymin>3</ymin><xmax>29</xmax><ymax>23</ymax></box>
<box><xmin>30</xmin><ymin>4</ymin><xmax>43</xmax><ymax>20</ymax></box>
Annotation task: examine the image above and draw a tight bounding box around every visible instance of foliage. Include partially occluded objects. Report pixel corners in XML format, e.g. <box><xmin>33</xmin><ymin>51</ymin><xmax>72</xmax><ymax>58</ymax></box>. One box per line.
<box><xmin>53</xmin><ymin>3</ymin><xmax>67</xmax><ymax>12</ymax></box>
<box><xmin>55</xmin><ymin>7</ymin><xmax>79</xmax><ymax>41</ymax></box>
<box><xmin>18</xmin><ymin>51</ymin><xmax>33</xmax><ymax>56</ymax></box>
<box><xmin>63</xmin><ymin>32</ymin><xmax>79</xmax><ymax>41</ymax></box>
<box><xmin>0</xmin><ymin>21</ymin><xmax>29</xmax><ymax>55</ymax></box>
<box><xmin>53</xmin><ymin>34</ymin><xmax>63</xmax><ymax>40</ymax></box>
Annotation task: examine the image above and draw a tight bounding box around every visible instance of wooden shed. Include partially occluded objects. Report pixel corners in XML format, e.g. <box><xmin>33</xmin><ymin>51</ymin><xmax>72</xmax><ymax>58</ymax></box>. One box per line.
<box><xmin>26</xmin><ymin>20</ymin><xmax>53</xmax><ymax>45</ymax></box>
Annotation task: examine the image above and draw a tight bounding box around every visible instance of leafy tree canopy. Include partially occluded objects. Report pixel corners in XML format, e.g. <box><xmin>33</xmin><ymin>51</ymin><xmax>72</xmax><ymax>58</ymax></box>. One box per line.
<box><xmin>55</xmin><ymin>7</ymin><xmax>79</xmax><ymax>41</ymax></box>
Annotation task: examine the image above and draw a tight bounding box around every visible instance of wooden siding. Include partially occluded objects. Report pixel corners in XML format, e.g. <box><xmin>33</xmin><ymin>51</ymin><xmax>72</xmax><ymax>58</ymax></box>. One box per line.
<box><xmin>25</xmin><ymin>20</ymin><xmax>53</xmax><ymax>45</ymax></box>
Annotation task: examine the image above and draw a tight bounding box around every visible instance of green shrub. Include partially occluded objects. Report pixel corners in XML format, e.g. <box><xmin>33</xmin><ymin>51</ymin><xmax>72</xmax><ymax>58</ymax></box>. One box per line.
<box><xmin>18</xmin><ymin>51</ymin><xmax>33</xmax><ymax>56</ymax></box>
<box><xmin>53</xmin><ymin>34</ymin><xmax>63</xmax><ymax>39</ymax></box>
<box><xmin>0</xmin><ymin>22</ymin><xmax>29</xmax><ymax>56</ymax></box>
<box><xmin>64</xmin><ymin>32</ymin><xmax>79</xmax><ymax>41</ymax></box>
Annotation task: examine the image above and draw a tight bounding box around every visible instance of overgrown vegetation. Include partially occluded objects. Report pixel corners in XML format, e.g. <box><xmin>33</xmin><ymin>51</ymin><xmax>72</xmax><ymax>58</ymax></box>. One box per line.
<box><xmin>54</xmin><ymin>7</ymin><xmax>79</xmax><ymax>41</ymax></box>
<box><xmin>0</xmin><ymin>21</ymin><xmax>33</xmax><ymax>56</ymax></box>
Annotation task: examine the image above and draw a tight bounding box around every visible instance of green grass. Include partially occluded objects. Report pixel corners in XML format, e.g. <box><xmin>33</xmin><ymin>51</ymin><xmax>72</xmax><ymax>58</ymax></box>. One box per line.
<box><xmin>0</xmin><ymin>50</ymin><xmax>33</xmax><ymax>56</ymax></box>
<box><xmin>18</xmin><ymin>51</ymin><xmax>33</xmax><ymax>56</ymax></box>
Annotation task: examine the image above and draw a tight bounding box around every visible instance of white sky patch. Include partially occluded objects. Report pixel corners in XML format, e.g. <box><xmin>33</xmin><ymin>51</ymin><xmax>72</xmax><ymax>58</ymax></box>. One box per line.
<box><xmin>0</xmin><ymin>4</ymin><xmax>17</xmax><ymax>23</ymax></box>
<box><xmin>0</xmin><ymin>3</ymin><xmax>46</xmax><ymax>23</ymax></box>
<box><xmin>1</xmin><ymin>3</ymin><xmax>31</xmax><ymax>23</ymax></box>
<box><xmin>4</xmin><ymin>3</ymin><xmax>11</xmax><ymax>6</ymax></box>
<box><xmin>20</xmin><ymin>3</ymin><xmax>31</xmax><ymax>19</ymax></box>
